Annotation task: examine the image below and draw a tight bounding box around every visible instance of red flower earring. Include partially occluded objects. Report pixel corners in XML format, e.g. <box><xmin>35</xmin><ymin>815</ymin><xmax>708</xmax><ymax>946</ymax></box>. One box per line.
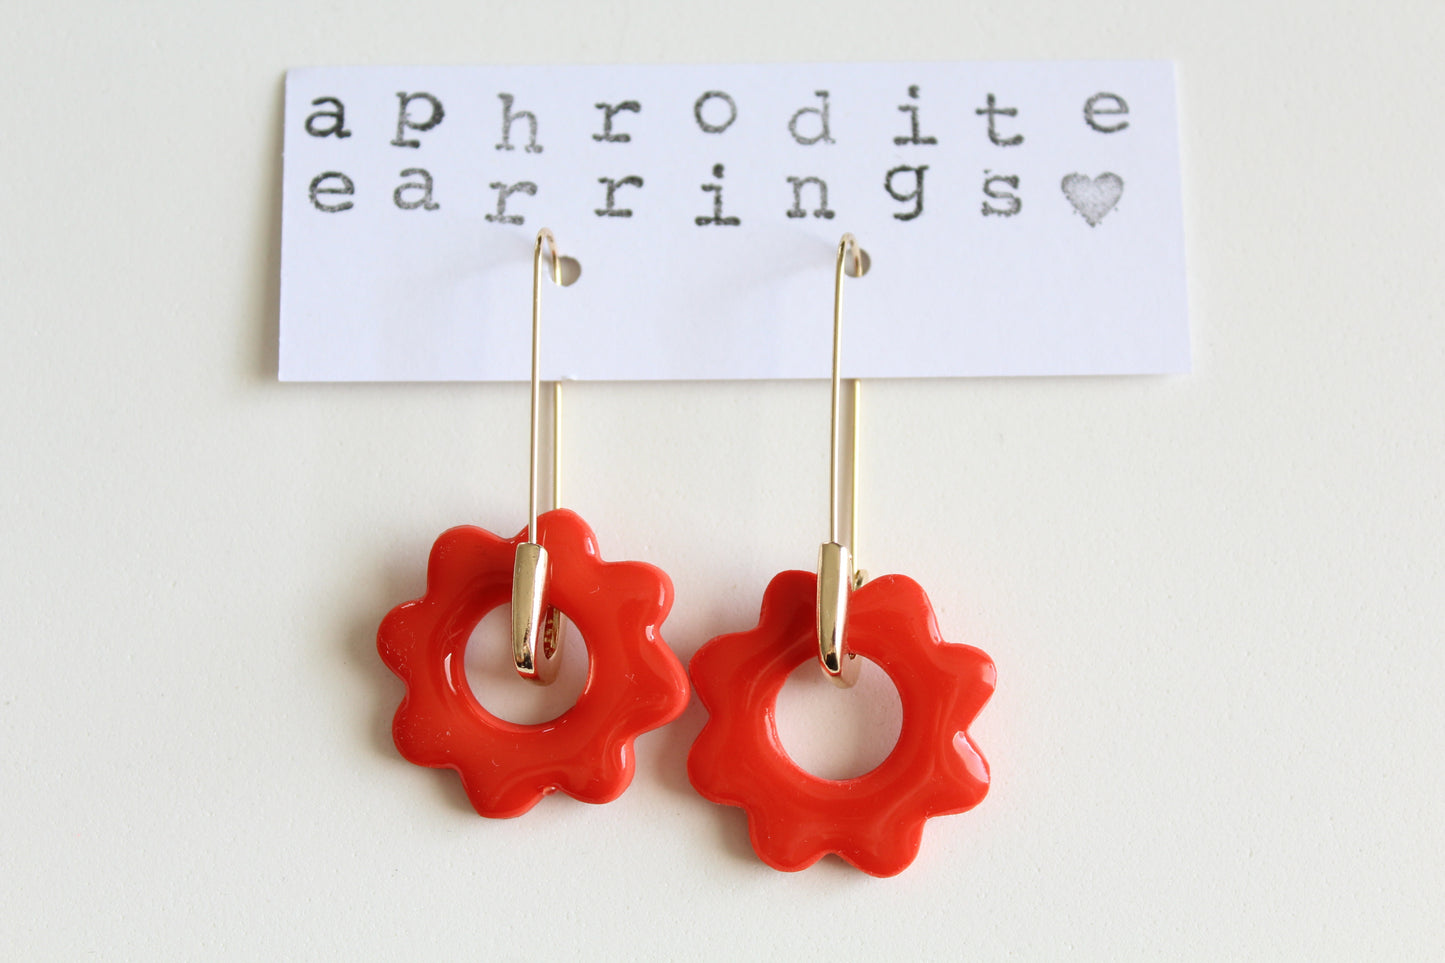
<box><xmin>687</xmin><ymin>235</ymin><xmax>997</xmax><ymax>876</ymax></box>
<box><xmin>377</xmin><ymin>230</ymin><xmax>690</xmax><ymax>818</ymax></box>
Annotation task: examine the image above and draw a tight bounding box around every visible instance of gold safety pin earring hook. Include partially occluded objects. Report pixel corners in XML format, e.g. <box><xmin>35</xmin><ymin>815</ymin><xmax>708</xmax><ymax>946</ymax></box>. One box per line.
<box><xmin>818</xmin><ymin>234</ymin><xmax>869</xmax><ymax>687</ymax></box>
<box><xmin>512</xmin><ymin>228</ymin><xmax>572</xmax><ymax>685</ymax></box>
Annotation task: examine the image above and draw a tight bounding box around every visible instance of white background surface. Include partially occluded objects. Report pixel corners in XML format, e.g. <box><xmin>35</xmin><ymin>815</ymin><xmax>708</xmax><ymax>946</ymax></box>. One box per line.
<box><xmin>1</xmin><ymin>1</ymin><xmax>1442</xmax><ymax>959</ymax></box>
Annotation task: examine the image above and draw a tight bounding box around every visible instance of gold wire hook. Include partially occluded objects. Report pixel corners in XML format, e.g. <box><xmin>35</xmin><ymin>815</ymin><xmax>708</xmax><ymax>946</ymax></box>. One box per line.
<box><xmin>528</xmin><ymin>228</ymin><xmax>563</xmax><ymax>542</ymax></box>
<box><xmin>829</xmin><ymin>234</ymin><xmax>865</xmax><ymax>548</ymax></box>
<box><xmin>850</xmin><ymin>377</ymin><xmax>863</xmax><ymax>590</ymax></box>
<box><xmin>552</xmin><ymin>380</ymin><xmax>561</xmax><ymax>511</ymax></box>
<box><xmin>818</xmin><ymin>233</ymin><xmax>869</xmax><ymax>687</ymax></box>
<box><xmin>514</xmin><ymin>228</ymin><xmax>570</xmax><ymax>685</ymax></box>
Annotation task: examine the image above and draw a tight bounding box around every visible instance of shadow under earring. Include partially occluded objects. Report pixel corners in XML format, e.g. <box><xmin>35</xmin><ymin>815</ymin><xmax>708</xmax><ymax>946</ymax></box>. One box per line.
<box><xmin>377</xmin><ymin>229</ymin><xmax>690</xmax><ymax>818</ymax></box>
<box><xmin>687</xmin><ymin>234</ymin><xmax>996</xmax><ymax>876</ymax></box>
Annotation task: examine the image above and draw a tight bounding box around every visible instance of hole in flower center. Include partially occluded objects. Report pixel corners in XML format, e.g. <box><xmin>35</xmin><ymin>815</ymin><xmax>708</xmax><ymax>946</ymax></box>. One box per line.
<box><xmin>773</xmin><ymin>655</ymin><xmax>902</xmax><ymax>780</ymax></box>
<box><xmin>464</xmin><ymin>605</ymin><xmax>588</xmax><ymax>724</ymax></box>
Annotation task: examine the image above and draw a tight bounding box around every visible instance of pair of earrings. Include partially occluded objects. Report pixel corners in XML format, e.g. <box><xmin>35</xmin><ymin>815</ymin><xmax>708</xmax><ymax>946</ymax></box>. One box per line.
<box><xmin>375</xmin><ymin>230</ymin><xmax>996</xmax><ymax>877</ymax></box>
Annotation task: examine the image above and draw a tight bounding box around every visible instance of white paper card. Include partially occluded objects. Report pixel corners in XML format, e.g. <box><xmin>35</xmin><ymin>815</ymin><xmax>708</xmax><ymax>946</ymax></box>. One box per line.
<box><xmin>280</xmin><ymin>62</ymin><xmax>1187</xmax><ymax>381</ymax></box>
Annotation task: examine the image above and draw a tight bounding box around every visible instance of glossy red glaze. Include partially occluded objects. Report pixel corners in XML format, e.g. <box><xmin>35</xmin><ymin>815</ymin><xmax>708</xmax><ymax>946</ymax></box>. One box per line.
<box><xmin>377</xmin><ymin>509</ymin><xmax>688</xmax><ymax>818</ymax></box>
<box><xmin>688</xmin><ymin>569</ymin><xmax>995</xmax><ymax>877</ymax></box>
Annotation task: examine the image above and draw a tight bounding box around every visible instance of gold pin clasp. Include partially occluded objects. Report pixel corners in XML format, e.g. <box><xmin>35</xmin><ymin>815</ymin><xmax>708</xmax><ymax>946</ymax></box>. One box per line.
<box><xmin>511</xmin><ymin>542</ymin><xmax>559</xmax><ymax>683</ymax></box>
<box><xmin>817</xmin><ymin>234</ymin><xmax>869</xmax><ymax>687</ymax></box>
<box><xmin>817</xmin><ymin>540</ymin><xmax>857</xmax><ymax>685</ymax></box>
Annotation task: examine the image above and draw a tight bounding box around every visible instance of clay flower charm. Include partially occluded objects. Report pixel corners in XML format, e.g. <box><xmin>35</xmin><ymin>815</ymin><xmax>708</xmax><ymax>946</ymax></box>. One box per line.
<box><xmin>377</xmin><ymin>509</ymin><xmax>688</xmax><ymax>818</ymax></box>
<box><xmin>688</xmin><ymin>569</ymin><xmax>995</xmax><ymax>877</ymax></box>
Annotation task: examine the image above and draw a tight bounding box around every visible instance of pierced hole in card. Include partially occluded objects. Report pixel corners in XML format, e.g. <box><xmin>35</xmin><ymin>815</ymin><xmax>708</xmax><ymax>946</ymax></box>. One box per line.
<box><xmin>844</xmin><ymin>248</ymin><xmax>871</xmax><ymax>278</ymax></box>
<box><xmin>555</xmin><ymin>255</ymin><xmax>582</xmax><ymax>287</ymax></box>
